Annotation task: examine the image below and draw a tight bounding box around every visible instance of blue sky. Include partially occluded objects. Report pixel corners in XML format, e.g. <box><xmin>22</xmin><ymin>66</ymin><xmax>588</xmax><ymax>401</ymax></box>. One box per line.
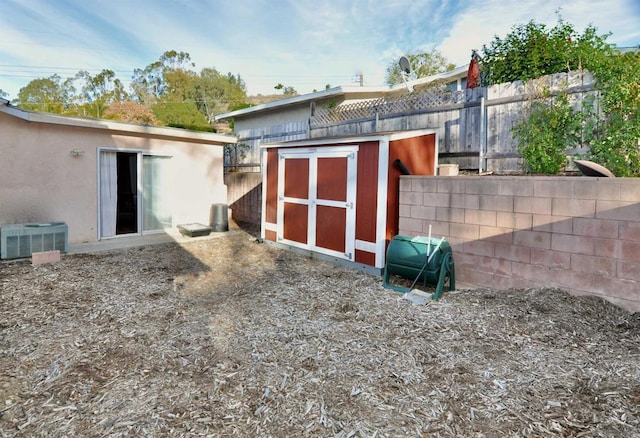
<box><xmin>1</xmin><ymin>0</ymin><xmax>638</xmax><ymax>100</ymax></box>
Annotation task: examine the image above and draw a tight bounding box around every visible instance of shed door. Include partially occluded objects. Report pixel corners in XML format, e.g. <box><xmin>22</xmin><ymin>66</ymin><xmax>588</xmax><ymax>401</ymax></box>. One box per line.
<box><xmin>277</xmin><ymin>146</ymin><xmax>357</xmax><ymax>261</ymax></box>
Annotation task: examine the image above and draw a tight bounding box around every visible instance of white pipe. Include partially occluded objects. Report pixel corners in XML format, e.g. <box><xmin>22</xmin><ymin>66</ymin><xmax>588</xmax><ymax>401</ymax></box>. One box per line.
<box><xmin>427</xmin><ymin>237</ymin><xmax>445</xmax><ymax>264</ymax></box>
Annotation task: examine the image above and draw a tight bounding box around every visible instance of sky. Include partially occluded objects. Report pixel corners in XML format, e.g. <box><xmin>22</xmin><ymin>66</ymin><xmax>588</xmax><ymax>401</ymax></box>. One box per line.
<box><xmin>1</xmin><ymin>0</ymin><xmax>639</xmax><ymax>101</ymax></box>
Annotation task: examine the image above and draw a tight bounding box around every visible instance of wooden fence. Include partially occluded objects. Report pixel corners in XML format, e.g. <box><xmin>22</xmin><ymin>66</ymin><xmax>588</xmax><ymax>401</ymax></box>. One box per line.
<box><xmin>232</xmin><ymin>70</ymin><xmax>596</xmax><ymax>174</ymax></box>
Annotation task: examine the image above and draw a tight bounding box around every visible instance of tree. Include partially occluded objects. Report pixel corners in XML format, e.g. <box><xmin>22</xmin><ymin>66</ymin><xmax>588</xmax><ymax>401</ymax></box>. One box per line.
<box><xmin>152</xmin><ymin>101</ymin><xmax>212</xmax><ymax>131</ymax></box>
<box><xmin>480</xmin><ymin>16</ymin><xmax>613</xmax><ymax>85</ymax></box>
<box><xmin>513</xmin><ymin>92</ymin><xmax>588</xmax><ymax>174</ymax></box>
<box><xmin>103</xmin><ymin>101</ymin><xmax>159</xmax><ymax>125</ymax></box>
<box><xmin>587</xmin><ymin>49</ymin><xmax>640</xmax><ymax>176</ymax></box>
<box><xmin>193</xmin><ymin>69</ymin><xmax>247</xmax><ymax>123</ymax></box>
<box><xmin>385</xmin><ymin>49</ymin><xmax>455</xmax><ymax>86</ymax></box>
<box><xmin>489</xmin><ymin>15</ymin><xmax>640</xmax><ymax>176</ymax></box>
<box><xmin>131</xmin><ymin>50</ymin><xmax>194</xmax><ymax>105</ymax></box>
<box><xmin>13</xmin><ymin>75</ymin><xmax>73</xmax><ymax>113</ymax></box>
<box><xmin>0</xmin><ymin>89</ymin><xmax>8</xmax><ymax>99</ymax></box>
<box><xmin>73</xmin><ymin>69</ymin><xmax>128</xmax><ymax>118</ymax></box>
<box><xmin>274</xmin><ymin>83</ymin><xmax>298</xmax><ymax>95</ymax></box>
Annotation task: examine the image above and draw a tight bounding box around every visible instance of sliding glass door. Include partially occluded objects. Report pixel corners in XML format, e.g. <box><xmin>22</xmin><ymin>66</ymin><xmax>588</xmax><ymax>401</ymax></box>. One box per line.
<box><xmin>99</xmin><ymin>151</ymin><xmax>172</xmax><ymax>238</ymax></box>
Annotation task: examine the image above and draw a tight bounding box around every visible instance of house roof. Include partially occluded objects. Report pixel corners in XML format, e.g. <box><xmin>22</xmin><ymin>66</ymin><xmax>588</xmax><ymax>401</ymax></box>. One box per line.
<box><xmin>216</xmin><ymin>65</ymin><xmax>468</xmax><ymax>120</ymax></box>
<box><xmin>0</xmin><ymin>98</ymin><xmax>237</xmax><ymax>145</ymax></box>
<box><xmin>215</xmin><ymin>65</ymin><xmax>468</xmax><ymax>121</ymax></box>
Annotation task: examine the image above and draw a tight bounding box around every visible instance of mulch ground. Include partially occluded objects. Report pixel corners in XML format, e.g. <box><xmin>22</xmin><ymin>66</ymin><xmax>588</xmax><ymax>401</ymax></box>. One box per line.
<box><xmin>1</xmin><ymin>225</ymin><xmax>639</xmax><ymax>437</ymax></box>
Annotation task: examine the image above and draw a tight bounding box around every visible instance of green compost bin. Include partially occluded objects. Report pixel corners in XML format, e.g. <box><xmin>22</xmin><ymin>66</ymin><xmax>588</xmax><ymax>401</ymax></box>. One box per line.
<box><xmin>383</xmin><ymin>235</ymin><xmax>455</xmax><ymax>299</ymax></box>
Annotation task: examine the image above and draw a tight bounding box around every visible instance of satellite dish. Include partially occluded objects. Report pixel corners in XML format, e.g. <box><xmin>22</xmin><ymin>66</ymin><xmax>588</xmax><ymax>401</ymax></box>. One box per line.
<box><xmin>398</xmin><ymin>56</ymin><xmax>414</xmax><ymax>93</ymax></box>
<box><xmin>399</xmin><ymin>56</ymin><xmax>411</xmax><ymax>74</ymax></box>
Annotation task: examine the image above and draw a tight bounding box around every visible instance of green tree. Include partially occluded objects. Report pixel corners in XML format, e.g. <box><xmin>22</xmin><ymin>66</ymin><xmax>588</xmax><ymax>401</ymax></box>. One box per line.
<box><xmin>152</xmin><ymin>101</ymin><xmax>212</xmax><ymax>131</ymax></box>
<box><xmin>193</xmin><ymin>69</ymin><xmax>247</xmax><ymax>123</ymax></box>
<box><xmin>481</xmin><ymin>16</ymin><xmax>613</xmax><ymax>85</ymax></box>
<box><xmin>0</xmin><ymin>89</ymin><xmax>8</xmax><ymax>99</ymax></box>
<box><xmin>13</xmin><ymin>75</ymin><xmax>73</xmax><ymax>113</ymax></box>
<box><xmin>513</xmin><ymin>91</ymin><xmax>588</xmax><ymax>174</ymax></box>
<box><xmin>385</xmin><ymin>49</ymin><xmax>455</xmax><ymax>86</ymax></box>
<box><xmin>74</xmin><ymin>69</ymin><xmax>128</xmax><ymax>118</ymax></box>
<box><xmin>587</xmin><ymin>50</ymin><xmax>640</xmax><ymax>176</ymax></box>
<box><xmin>131</xmin><ymin>50</ymin><xmax>194</xmax><ymax>105</ymax></box>
<box><xmin>487</xmin><ymin>15</ymin><xmax>639</xmax><ymax>176</ymax></box>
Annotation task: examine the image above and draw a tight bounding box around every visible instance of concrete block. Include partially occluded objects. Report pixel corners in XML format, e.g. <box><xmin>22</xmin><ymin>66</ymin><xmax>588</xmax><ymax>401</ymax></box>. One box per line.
<box><xmin>465</xmin><ymin>209</ymin><xmax>497</xmax><ymax>226</ymax></box>
<box><xmin>450</xmin><ymin>194</ymin><xmax>479</xmax><ymax>210</ymax></box>
<box><xmin>463</xmin><ymin>240</ymin><xmax>495</xmax><ymax>257</ymax></box>
<box><xmin>437</xmin><ymin>178</ymin><xmax>466</xmax><ymax>194</ymax></box>
<box><xmin>423</xmin><ymin>192</ymin><xmax>451</xmax><ymax>207</ymax></box>
<box><xmin>552</xmin><ymin>198</ymin><xmax>595</xmax><ymax>218</ymax></box>
<box><xmin>620</xmin><ymin>221</ymin><xmax>640</xmax><ymax>241</ymax></box>
<box><xmin>532</xmin><ymin>215</ymin><xmax>573</xmax><ymax>234</ymax></box>
<box><xmin>494</xmin><ymin>243</ymin><xmax>531</xmax><ymax>263</ymax></box>
<box><xmin>513</xmin><ymin>230</ymin><xmax>551</xmax><ymax>249</ymax></box>
<box><xmin>533</xmin><ymin>179</ymin><xmax>575</xmax><ymax>198</ymax></box>
<box><xmin>514</xmin><ymin>197</ymin><xmax>552</xmax><ymax>215</ymax></box>
<box><xmin>530</xmin><ymin>248</ymin><xmax>571</xmax><ymax>269</ymax></box>
<box><xmin>411</xmin><ymin>205</ymin><xmax>437</xmax><ymax>220</ymax></box>
<box><xmin>479</xmin><ymin>226</ymin><xmax>514</xmax><ymax>244</ymax></box>
<box><xmin>436</xmin><ymin>207</ymin><xmax>465</xmax><ymax>223</ymax></box>
<box><xmin>411</xmin><ymin>177</ymin><xmax>437</xmax><ymax>193</ymax></box>
<box><xmin>479</xmin><ymin>195</ymin><xmax>514</xmax><ymax>212</ymax></box>
<box><xmin>617</xmin><ymin>260</ymin><xmax>640</xmax><ymax>282</ymax></box>
<box><xmin>496</xmin><ymin>212</ymin><xmax>532</xmax><ymax>230</ymax></box>
<box><xmin>571</xmin><ymin>253</ymin><xmax>616</xmax><ymax>276</ymax></box>
<box><xmin>573</xmin><ymin>218</ymin><xmax>619</xmax><ymax>239</ymax></box>
<box><xmin>620</xmin><ymin>182</ymin><xmax>640</xmax><ymax>202</ymax></box>
<box><xmin>450</xmin><ymin>223</ymin><xmax>480</xmax><ymax>240</ymax></box>
<box><xmin>399</xmin><ymin>191</ymin><xmax>423</xmax><ymax>206</ymax></box>
<box><xmin>398</xmin><ymin>217</ymin><xmax>423</xmax><ymax>234</ymax></box>
<box><xmin>596</xmin><ymin>200</ymin><xmax>640</xmax><ymax>222</ymax></box>
<box><xmin>32</xmin><ymin>250</ymin><xmax>61</xmax><ymax>266</ymax></box>
<box><xmin>551</xmin><ymin>234</ymin><xmax>595</xmax><ymax>255</ymax></box>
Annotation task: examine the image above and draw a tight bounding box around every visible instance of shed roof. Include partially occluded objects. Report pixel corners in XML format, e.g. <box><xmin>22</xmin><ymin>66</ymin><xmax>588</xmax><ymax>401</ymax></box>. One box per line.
<box><xmin>0</xmin><ymin>98</ymin><xmax>237</xmax><ymax>145</ymax></box>
<box><xmin>260</xmin><ymin>128</ymin><xmax>437</xmax><ymax>149</ymax></box>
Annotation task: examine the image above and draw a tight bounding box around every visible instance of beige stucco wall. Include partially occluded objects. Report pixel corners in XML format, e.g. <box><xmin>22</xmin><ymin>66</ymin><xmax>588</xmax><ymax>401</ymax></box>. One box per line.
<box><xmin>0</xmin><ymin>112</ymin><xmax>226</xmax><ymax>244</ymax></box>
<box><xmin>398</xmin><ymin>175</ymin><xmax>640</xmax><ymax>312</ymax></box>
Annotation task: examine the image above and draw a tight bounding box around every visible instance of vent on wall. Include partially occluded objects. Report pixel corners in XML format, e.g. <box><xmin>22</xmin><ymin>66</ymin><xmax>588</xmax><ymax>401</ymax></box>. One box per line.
<box><xmin>0</xmin><ymin>222</ymin><xmax>68</xmax><ymax>260</ymax></box>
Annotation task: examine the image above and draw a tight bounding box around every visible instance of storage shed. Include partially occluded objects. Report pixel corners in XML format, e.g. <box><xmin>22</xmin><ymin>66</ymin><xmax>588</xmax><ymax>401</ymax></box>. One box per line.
<box><xmin>261</xmin><ymin>129</ymin><xmax>437</xmax><ymax>273</ymax></box>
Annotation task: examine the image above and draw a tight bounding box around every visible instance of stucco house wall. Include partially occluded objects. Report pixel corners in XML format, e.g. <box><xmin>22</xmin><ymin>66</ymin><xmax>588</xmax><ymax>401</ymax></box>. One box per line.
<box><xmin>0</xmin><ymin>103</ymin><xmax>236</xmax><ymax>245</ymax></box>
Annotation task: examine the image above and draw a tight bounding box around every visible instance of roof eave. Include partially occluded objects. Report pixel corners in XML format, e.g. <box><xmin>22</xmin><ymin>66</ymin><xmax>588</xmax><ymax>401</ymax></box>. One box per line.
<box><xmin>1</xmin><ymin>104</ymin><xmax>237</xmax><ymax>145</ymax></box>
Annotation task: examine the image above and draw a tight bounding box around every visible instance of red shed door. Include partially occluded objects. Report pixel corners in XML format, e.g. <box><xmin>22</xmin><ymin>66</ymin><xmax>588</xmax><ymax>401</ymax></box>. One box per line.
<box><xmin>278</xmin><ymin>146</ymin><xmax>357</xmax><ymax>261</ymax></box>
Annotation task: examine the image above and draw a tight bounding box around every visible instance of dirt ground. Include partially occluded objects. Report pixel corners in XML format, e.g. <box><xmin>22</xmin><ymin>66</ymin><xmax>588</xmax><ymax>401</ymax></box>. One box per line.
<box><xmin>1</xmin><ymin>224</ymin><xmax>639</xmax><ymax>437</ymax></box>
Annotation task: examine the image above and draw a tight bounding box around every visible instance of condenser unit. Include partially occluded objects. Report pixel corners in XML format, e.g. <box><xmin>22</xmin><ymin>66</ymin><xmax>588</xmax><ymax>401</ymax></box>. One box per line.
<box><xmin>0</xmin><ymin>222</ymin><xmax>68</xmax><ymax>260</ymax></box>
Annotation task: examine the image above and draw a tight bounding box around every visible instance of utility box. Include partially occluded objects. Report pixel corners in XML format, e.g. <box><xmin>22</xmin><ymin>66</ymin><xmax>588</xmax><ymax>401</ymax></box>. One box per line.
<box><xmin>1</xmin><ymin>222</ymin><xmax>68</xmax><ymax>260</ymax></box>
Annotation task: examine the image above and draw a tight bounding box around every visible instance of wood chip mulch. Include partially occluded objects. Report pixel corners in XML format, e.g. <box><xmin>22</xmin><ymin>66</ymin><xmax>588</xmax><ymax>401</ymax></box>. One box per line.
<box><xmin>1</xmin><ymin>228</ymin><xmax>639</xmax><ymax>437</ymax></box>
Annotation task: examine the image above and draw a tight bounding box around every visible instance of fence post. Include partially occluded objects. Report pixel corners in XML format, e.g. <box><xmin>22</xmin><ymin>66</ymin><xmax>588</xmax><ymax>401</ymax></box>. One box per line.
<box><xmin>479</xmin><ymin>96</ymin><xmax>486</xmax><ymax>173</ymax></box>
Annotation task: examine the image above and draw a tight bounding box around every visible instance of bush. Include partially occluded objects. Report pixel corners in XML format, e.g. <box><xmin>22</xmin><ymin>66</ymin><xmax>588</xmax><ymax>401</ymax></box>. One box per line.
<box><xmin>513</xmin><ymin>92</ymin><xmax>585</xmax><ymax>174</ymax></box>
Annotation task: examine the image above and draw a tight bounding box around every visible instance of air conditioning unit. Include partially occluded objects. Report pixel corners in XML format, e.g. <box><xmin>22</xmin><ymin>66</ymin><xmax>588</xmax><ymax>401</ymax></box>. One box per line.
<box><xmin>0</xmin><ymin>222</ymin><xmax>68</xmax><ymax>260</ymax></box>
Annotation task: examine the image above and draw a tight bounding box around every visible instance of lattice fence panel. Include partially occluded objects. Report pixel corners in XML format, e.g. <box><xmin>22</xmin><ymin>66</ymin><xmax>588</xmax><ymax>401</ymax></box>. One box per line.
<box><xmin>311</xmin><ymin>87</ymin><xmax>466</xmax><ymax>127</ymax></box>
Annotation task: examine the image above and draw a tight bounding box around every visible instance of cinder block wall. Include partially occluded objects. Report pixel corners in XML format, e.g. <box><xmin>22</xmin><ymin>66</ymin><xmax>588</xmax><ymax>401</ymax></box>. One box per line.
<box><xmin>224</xmin><ymin>172</ymin><xmax>262</xmax><ymax>225</ymax></box>
<box><xmin>398</xmin><ymin>176</ymin><xmax>640</xmax><ymax>312</ymax></box>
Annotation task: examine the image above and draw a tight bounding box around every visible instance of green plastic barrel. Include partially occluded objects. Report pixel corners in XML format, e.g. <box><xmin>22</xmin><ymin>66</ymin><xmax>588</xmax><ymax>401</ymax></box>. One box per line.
<box><xmin>383</xmin><ymin>234</ymin><xmax>455</xmax><ymax>298</ymax></box>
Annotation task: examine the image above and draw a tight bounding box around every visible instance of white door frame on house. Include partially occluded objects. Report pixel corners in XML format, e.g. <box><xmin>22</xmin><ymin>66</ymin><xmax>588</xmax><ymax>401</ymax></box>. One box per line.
<box><xmin>97</xmin><ymin>148</ymin><xmax>173</xmax><ymax>239</ymax></box>
<box><xmin>276</xmin><ymin>145</ymin><xmax>358</xmax><ymax>261</ymax></box>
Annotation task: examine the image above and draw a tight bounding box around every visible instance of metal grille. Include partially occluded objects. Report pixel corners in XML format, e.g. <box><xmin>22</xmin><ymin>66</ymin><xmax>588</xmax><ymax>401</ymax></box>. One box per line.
<box><xmin>311</xmin><ymin>86</ymin><xmax>467</xmax><ymax>127</ymax></box>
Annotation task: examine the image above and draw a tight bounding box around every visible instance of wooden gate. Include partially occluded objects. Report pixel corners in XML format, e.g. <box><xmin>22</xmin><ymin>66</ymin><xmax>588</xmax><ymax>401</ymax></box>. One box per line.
<box><xmin>277</xmin><ymin>146</ymin><xmax>357</xmax><ymax>261</ymax></box>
